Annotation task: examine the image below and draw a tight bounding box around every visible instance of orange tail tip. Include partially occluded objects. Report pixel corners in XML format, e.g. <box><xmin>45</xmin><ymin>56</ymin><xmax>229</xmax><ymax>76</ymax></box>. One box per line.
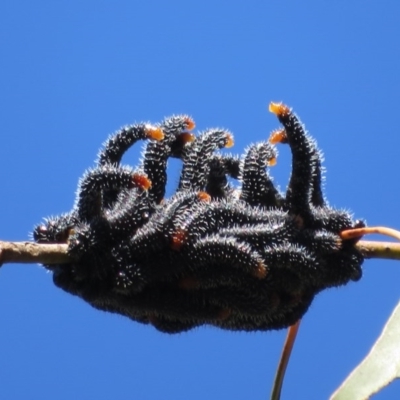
<box><xmin>147</xmin><ymin>314</ymin><xmax>157</xmax><ymax>324</ymax></box>
<box><xmin>145</xmin><ymin>125</ymin><xmax>165</xmax><ymax>141</ymax></box>
<box><xmin>170</xmin><ymin>229</ymin><xmax>188</xmax><ymax>251</ymax></box>
<box><xmin>132</xmin><ymin>174</ymin><xmax>152</xmax><ymax>190</ymax></box>
<box><xmin>197</xmin><ymin>191</ymin><xmax>212</xmax><ymax>202</ymax></box>
<box><xmin>225</xmin><ymin>133</ymin><xmax>234</xmax><ymax>148</ymax></box>
<box><xmin>269</xmin><ymin>128</ymin><xmax>288</xmax><ymax>144</ymax></box>
<box><xmin>269</xmin><ymin>102</ymin><xmax>290</xmax><ymax>117</ymax></box>
<box><xmin>184</xmin><ymin>116</ymin><xmax>196</xmax><ymax>130</ymax></box>
<box><xmin>178</xmin><ymin>276</ymin><xmax>200</xmax><ymax>290</ymax></box>
<box><xmin>177</xmin><ymin>132</ymin><xmax>196</xmax><ymax>144</ymax></box>
<box><xmin>269</xmin><ymin>291</ymin><xmax>281</xmax><ymax>309</ymax></box>
<box><xmin>253</xmin><ymin>262</ymin><xmax>268</xmax><ymax>279</ymax></box>
<box><xmin>267</xmin><ymin>157</ymin><xmax>277</xmax><ymax>167</ymax></box>
<box><xmin>216</xmin><ymin>308</ymin><xmax>232</xmax><ymax>321</ymax></box>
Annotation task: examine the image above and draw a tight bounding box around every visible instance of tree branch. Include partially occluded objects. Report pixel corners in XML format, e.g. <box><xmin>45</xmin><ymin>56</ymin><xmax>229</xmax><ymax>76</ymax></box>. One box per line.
<box><xmin>356</xmin><ymin>241</ymin><xmax>400</xmax><ymax>260</ymax></box>
<box><xmin>0</xmin><ymin>239</ymin><xmax>400</xmax><ymax>267</ymax></box>
<box><xmin>0</xmin><ymin>241</ymin><xmax>69</xmax><ymax>266</ymax></box>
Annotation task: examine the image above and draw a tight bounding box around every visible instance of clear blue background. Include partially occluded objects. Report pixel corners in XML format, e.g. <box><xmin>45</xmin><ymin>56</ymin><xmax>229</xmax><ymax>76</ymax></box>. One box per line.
<box><xmin>1</xmin><ymin>1</ymin><xmax>400</xmax><ymax>399</ymax></box>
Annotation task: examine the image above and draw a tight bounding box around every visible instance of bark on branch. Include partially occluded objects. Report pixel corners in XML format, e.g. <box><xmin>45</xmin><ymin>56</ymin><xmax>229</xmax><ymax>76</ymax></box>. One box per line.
<box><xmin>356</xmin><ymin>241</ymin><xmax>400</xmax><ymax>260</ymax></box>
<box><xmin>0</xmin><ymin>241</ymin><xmax>69</xmax><ymax>266</ymax></box>
<box><xmin>0</xmin><ymin>240</ymin><xmax>400</xmax><ymax>267</ymax></box>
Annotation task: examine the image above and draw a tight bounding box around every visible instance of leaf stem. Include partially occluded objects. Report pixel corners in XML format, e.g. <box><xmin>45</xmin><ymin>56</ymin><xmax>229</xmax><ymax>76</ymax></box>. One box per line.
<box><xmin>270</xmin><ymin>320</ymin><xmax>301</xmax><ymax>400</ymax></box>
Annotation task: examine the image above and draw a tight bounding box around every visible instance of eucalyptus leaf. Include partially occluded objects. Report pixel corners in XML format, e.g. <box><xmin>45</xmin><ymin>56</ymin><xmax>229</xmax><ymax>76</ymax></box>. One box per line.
<box><xmin>331</xmin><ymin>300</ymin><xmax>400</xmax><ymax>400</ymax></box>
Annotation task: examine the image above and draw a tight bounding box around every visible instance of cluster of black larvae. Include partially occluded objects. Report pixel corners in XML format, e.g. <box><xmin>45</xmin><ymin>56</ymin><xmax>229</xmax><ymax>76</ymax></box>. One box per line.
<box><xmin>33</xmin><ymin>103</ymin><xmax>364</xmax><ymax>333</ymax></box>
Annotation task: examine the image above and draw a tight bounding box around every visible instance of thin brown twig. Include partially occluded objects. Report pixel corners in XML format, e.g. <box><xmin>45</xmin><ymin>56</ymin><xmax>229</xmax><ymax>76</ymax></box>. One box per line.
<box><xmin>0</xmin><ymin>241</ymin><xmax>69</xmax><ymax>266</ymax></box>
<box><xmin>270</xmin><ymin>320</ymin><xmax>301</xmax><ymax>400</ymax></box>
<box><xmin>356</xmin><ymin>240</ymin><xmax>400</xmax><ymax>260</ymax></box>
<box><xmin>1</xmin><ymin>239</ymin><xmax>400</xmax><ymax>267</ymax></box>
<box><xmin>0</xmin><ymin>236</ymin><xmax>399</xmax><ymax>400</ymax></box>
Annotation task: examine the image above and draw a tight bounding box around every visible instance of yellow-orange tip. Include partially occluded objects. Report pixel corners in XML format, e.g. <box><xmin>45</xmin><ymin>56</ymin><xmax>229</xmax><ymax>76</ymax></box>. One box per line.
<box><xmin>178</xmin><ymin>132</ymin><xmax>195</xmax><ymax>144</ymax></box>
<box><xmin>132</xmin><ymin>174</ymin><xmax>152</xmax><ymax>190</ymax></box>
<box><xmin>269</xmin><ymin>129</ymin><xmax>287</xmax><ymax>144</ymax></box>
<box><xmin>145</xmin><ymin>125</ymin><xmax>164</xmax><ymax>141</ymax></box>
<box><xmin>184</xmin><ymin>117</ymin><xmax>196</xmax><ymax>130</ymax></box>
<box><xmin>225</xmin><ymin>133</ymin><xmax>234</xmax><ymax>148</ymax></box>
<box><xmin>269</xmin><ymin>102</ymin><xmax>290</xmax><ymax>117</ymax></box>
<box><xmin>197</xmin><ymin>191</ymin><xmax>211</xmax><ymax>202</ymax></box>
<box><xmin>267</xmin><ymin>157</ymin><xmax>277</xmax><ymax>167</ymax></box>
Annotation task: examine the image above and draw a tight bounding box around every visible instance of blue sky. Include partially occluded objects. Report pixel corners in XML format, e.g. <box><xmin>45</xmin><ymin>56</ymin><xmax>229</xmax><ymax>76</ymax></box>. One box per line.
<box><xmin>1</xmin><ymin>1</ymin><xmax>400</xmax><ymax>399</ymax></box>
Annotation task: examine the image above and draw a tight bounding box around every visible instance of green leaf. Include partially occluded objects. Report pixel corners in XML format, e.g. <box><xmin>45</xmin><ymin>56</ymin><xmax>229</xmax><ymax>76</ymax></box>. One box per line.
<box><xmin>331</xmin><ymin>300</ymin><xmax>400</xmax><ymax>400</ymax></box>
